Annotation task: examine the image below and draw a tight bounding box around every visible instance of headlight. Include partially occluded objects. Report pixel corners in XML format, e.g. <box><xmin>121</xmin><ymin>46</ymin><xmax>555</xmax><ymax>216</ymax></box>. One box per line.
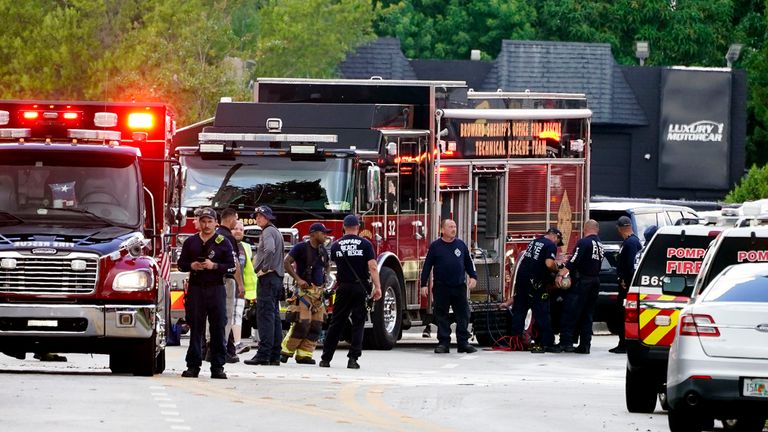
<box><xmin>113</xmin><ymin>269</ymin><xmax>154</xmax><ymax>291</ymax></box>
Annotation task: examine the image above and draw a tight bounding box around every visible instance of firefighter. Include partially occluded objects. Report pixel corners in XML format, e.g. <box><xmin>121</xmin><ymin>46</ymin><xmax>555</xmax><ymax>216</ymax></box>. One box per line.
<box><xmin>420</xmin><ymin>219</ymin><xmax>478</xmax><ymax>354</ymax></box>
<box><xmin>611</xmin><ymin>216</ymin><xmax>641</xmax><ymax>354</ymax></box>
<box><xmin>245</xmin><ymin>205</ymin><xmax>285</xmax><ymax>366</ymax></box>
<box><xmin>503</xmin><ymin>227</ymin><xmax>564</xmax><ymax>353</ymax></box>
<box><xmin>557</xmin><ymin>219</ymin><xmax>604</xmax><ymax>354</ymax></box>
<box><xmin>216</xmin><ymin>208</ymin><xmax>244</xmax><ymax>363</ymax></box>
<box><xmin>320</xmin><ymin>215</ymin><xmax>382</xmax><ymax>369</ymax></box>
<box><xmin>280</xmin><ymin>223</ymin><xmax>332</xmax><ymax>364</ymax></box>
<box><xmin>177</xmin><ymin>207</ymin><xmax>236</xmax><ymax>379</ymax></box>
<box><xmin>232</xmin><ymin>220</ymin><xmax>255</xmax><ymax>355</ymax></box>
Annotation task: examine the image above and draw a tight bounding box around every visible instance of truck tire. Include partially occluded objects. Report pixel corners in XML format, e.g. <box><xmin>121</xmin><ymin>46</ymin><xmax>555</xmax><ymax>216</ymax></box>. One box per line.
<box><xmin>133</xmin><ymin>334</ymin><xmax>158</xmax><ymax>377</ymax></box>
<box><xmin>625</xmin><ymin>367</ymin><xmax>657</xmax><ymax>413</ymax></box>
<box><xmin>366</xmin><ymin>267</ymin><xmax>402</xmax><ymax>350</ymax></box>
<box><xmin>109</xmin><ymin>351</ymin><xmax>132</xmax><ymax>374</ymax></box>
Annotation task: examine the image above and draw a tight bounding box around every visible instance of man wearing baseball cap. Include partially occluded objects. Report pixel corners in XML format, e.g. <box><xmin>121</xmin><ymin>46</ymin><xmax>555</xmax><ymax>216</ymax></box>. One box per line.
<box><xmin>612</xmin><ymin>215</ymin><xmax>641</xmax><ymax>354</ymax></box>
<box><xmin>320</xmin><ymin>214</ymin><xmax>382</xmax><ymax>369</ymax></box>
<box><xmin>280</xmin><ymin>223</ymin><xmax>333</xmax><ymax>364</ymax></box>
<box><xmin>177</xmin><ymin>207</ymin><xmax>236</xmax><ymax>379</ymax></box>
<box><xmin>245</xmin><ymin>205</ymin><xmax>286</xmax><ymax>366</ymax></box>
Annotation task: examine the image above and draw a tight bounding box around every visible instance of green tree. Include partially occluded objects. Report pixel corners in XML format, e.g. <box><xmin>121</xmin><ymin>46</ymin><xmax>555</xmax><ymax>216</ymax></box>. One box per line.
<box><xmin>252</xmin><ymin>0</ymin><xmax>376</xmax><ymax>77</ymax></box>
<box><xmin>724</xmin><ymin>164</ymin><xmax>768</xmax><ymax>202</ymax></box>
<box><xmin>532</xmin><ymin>0</ymin><xmax>735</xmax><ymax>67</ymax></box>
<box><xmin>374</xmin><ymin>0</ymin><xmax>537</xmax><ymax>59</ymax></box>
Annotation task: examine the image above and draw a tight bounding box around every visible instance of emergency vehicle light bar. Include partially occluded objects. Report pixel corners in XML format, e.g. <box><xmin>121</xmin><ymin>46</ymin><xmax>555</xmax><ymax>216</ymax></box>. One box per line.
<box><xmin>0</xmin><ymin>128</ymin><xmax>31</xmax><ymax>139</ymax></box>
<box><xmin>0</xmin><ymin>110</ymin><xmax>9</xmax><ymax>125</ymax></box>
<box><xmin>198</xmin><ymin>132</ymin><xmax>338</xmax><ymax>143</ymax></box>
<box><xmin>437</xmin><ymin>108</ymin><xmax>593</xmax><ymax>121</ymax></box>
<box><xmin>68</xmin><ymin>129</ymin><xmax>121</xmax><ymax>141</ymax></box>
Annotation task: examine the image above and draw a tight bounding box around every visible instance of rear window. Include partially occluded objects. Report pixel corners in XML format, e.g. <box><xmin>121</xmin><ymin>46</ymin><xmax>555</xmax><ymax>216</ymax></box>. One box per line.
<box><xmin>702</xmin><ymin>237</ymin><xmax>768</xmax><ymax>288</ymax></box>
<box><xmin>703</xmin><ymin>274</ymin><xmax>768</xmax><ymax>303</ymax></box>
<box><xmin>633</xmin><ymin>233</ymin><xmax>713</xmax><ymax>288</ymax></box>
<box><xmin>592</xmin><ymin>210</ymin><xmax>627</xmax><ymax>243</ymax></box>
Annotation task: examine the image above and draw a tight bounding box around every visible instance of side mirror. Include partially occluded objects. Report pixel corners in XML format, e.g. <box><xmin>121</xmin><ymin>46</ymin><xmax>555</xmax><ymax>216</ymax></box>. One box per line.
<box><xmin>366</xmin><ymin>166</ymin><xmax>381</xmax><ymax>205</ymax></box>
<box><xmin>662</xmin><ymin>276</ymin><xmax>693</xmax><ymax>297</ymax></box>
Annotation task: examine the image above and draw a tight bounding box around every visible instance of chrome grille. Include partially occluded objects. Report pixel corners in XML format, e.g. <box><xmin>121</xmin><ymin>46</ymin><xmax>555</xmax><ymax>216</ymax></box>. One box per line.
<box><xmin>0</xmin><ymin>252</ymin><xmax>99</xmax><ymax>294</ymax></box>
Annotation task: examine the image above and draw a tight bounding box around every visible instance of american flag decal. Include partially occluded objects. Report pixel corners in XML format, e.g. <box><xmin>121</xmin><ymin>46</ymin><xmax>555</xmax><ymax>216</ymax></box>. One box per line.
<box><xmin>159</xmin><ymin>252</ymin><xmax>171</xmax><ymax>288</ymax></box>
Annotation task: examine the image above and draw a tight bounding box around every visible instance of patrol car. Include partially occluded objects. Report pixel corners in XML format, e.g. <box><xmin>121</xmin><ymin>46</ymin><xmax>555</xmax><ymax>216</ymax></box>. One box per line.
<box><xmin>624</xmin><ymin>225</ymin><xmax>722</xmax><ymax>413</ymax></box>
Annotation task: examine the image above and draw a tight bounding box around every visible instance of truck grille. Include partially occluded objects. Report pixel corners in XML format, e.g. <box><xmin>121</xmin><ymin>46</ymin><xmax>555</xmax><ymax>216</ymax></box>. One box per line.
<box><xmin>0</xmin><ymin>253</ymin><xmax>99</xmax><ymax>295</ymax></box>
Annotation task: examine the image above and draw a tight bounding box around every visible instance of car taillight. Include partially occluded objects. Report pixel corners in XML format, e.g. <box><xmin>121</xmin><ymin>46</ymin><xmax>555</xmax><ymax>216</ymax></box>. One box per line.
<box><xmin>679</xmin><ymin>314</ymin><xmax>720</xmax><ymax>337</ymax></box>
<box><xmin>624</xmin><ymin>293</ymin><xmax>640</xmax><ymax>339</ymax></box>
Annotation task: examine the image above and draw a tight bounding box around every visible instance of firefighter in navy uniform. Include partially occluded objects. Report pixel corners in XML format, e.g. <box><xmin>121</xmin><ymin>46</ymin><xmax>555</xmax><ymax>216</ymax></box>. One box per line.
<box><xmin>557</xmin><ymin>219</ymin><xmax>604</xmax><ymax>354</ymax></box>
<box><xmin>319</xmin><ymin>215</ymin><xmax>382</xmax><ymax>369</ymax></box>
<box><xmin>502</xmin><ymin>227</ymin><xmax>564</xmax><ymax>353</ymax></box>
<box><xmin>611</xmin><ymin>215</ymin><xmax>642</xmax><ymax>354</ymax></box>
<box><xmin>177</xmin><ymin>207</ymin><xmax>236</xmax><ymax>379</ymax></box>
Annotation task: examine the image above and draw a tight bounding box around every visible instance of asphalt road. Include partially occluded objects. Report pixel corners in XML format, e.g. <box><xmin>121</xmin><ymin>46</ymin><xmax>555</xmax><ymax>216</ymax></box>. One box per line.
<box><xmin>0</xmin><ymin>334</ymin><xmax>675</xmax><ymax>432</ymax></box>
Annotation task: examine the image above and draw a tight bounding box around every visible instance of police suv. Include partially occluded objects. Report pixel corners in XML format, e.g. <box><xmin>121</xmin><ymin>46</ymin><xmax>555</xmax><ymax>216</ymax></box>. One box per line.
<box><xmin>624</xmin><ymin>225</ymin><xmax>722</xmax><ymax>413</ymax></box>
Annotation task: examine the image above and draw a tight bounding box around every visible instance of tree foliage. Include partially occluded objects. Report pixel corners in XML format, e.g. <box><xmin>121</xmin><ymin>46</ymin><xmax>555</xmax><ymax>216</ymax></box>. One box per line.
<box><xmin>375</xmin><ymin>0</ymin><xmax>536</xmax><ymax>59</ymax></box>
<box><xmin>724</xmin><ymin>164</ymin><xmax>768</xmax><ymax>203</ymax></box>
<box><xmin>0</xmin><ymin>0</ymin><xmax>375</xmax><ymax>124</ymax></box>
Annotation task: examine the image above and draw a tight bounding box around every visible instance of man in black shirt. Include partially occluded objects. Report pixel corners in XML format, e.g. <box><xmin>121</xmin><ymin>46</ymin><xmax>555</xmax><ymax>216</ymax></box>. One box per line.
<box><xmin>420</xmin><ymin>219</ymin><xmax>478</xmax><ymax>354</ymax></box>
<box><xmin>177</xmin><ymin>207</ymin><xmax>236</xmax><ymax>379</ymax></box>
<box><xmin>281</xmin><ymin>223</ymin><xmax>332</xmax><ymax>365</ymax></box>
<box><xmin>320</xmin><ymin>215</ymin><xmax>382</xmax><ymax>369</ymax></box>
<box><xmin>502</xmin><ymin>228</ymin><xmax>563</xmax><ymax>353</ymax></box>
<box><xmin>558</xmin><ymin>219</ymin><xmax>604</xmax><ymax>354</ymax></box>
<box><xmin>611</xmin><ymin>215</ymin><xmax>642</xmax><ymax>354</ymax></box>
<box><xmin>215</xmin><ymin>208</ymin><xmax>244</xmax><ymax>364</ymax></box>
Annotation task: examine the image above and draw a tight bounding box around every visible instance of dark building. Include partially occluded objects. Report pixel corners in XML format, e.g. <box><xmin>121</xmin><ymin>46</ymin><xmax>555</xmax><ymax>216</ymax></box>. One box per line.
<box><xmin>339</xmin><ymin>38</ymin><xmax>747</xmax><ymax>201</ymax></box>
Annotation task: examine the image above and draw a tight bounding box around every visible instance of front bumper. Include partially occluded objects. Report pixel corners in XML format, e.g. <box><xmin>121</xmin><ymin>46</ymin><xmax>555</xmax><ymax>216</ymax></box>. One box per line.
<box><xmin>0</xmin><ymin>303</ymin><xmax>156</xmax><ymax>339</ymax></box>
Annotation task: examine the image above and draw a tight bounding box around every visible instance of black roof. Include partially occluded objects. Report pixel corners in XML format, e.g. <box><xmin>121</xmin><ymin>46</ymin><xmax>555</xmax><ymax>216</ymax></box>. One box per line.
<box><xmin>339</xmin><ymin>37</ymin><xmax>417</xmax><ymax>80</ymax></box>
<box><xmin>410</xmin><ymin>59</ymin><xmax>492</xmax><ymax>91</ymax></box>
<box><xmin>338</xmin><ymin>38</ymin><xmax>648</xmax><ymax>126</ymax></box>
<box><xmin>481</xmin><ymin>40</ymin><xmax>646</xmax><ymax>125</ymax></box>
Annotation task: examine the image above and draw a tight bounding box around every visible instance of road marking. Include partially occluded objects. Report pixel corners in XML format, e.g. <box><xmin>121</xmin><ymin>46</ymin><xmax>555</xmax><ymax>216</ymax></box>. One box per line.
<box><xmin>165</xmin><ymin>418</ymin><xmax>185</xmax><ymax>423</ymax></box>
<box><xmin>161</xmin><ymin>411</ymin><xmax>180</xmax><ymax>416</ymax></box>
<box><xmin>366</xmin><ymin>384</ymin><xmax>453</xmax><ymax>432</ymax></box>
<box><xmin>149</xmin><ymin>385</ymin><xmax>166</xmax><ymax>390</ymax></box>
<box><xmin>154</xmin><ymin>397</ymin><xmax>172</xmax><ymax>402</ymax></box>
<box><xmin>441</xmin><ymin>363</ymin><xmax>459</xmax><ymax>369</ymax></box>
<box><xmin>170</xmin><ymin>426</ymin><xmax>191</xmax><ymax>431</ymax></box>
<box><xmin>151</xmin><ymin>392</ymin><xmax>169</xmax><ymax>396</ymax></box>
<box><xmin>459</xmin><ymin>355</ymin><xmax>477</xmax><ymax>360</ymax></box>
<box><xmin>158</xmin><ymin>403</ymin><xmax>177</xmax><ymax>409</ymax></box>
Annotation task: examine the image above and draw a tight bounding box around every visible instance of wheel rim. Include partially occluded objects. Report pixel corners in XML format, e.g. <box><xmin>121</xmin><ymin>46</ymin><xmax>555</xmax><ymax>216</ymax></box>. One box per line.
<box><xmin>383</xmin><ymin>286</ymin><xmax>398</xmax><ymax>334</ymax></box>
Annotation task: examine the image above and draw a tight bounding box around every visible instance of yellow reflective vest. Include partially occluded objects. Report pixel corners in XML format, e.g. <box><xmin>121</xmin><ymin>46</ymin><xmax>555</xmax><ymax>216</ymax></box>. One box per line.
<box><xmin>242</xmin><ymin>241</ymin><xmax>257</xmax><ymax>300</ymax></box>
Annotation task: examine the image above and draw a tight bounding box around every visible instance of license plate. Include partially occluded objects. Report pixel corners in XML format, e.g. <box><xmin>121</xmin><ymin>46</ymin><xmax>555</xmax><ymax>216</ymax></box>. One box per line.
<box><xmin>743</xmin><ymin>378</ymin><xmax>768</xmax><ymax>398</ymax></box>
<box><xmin>27</xmin><ymin>320</ymin><xmax>57</xmax><ymax>328</ymax></box>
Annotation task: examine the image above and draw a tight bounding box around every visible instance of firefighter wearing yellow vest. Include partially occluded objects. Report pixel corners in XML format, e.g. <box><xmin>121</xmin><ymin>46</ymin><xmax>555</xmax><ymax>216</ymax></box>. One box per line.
<box><xmin>233</xmin><ymin>220</ymin><xmax>257</xmax><ymax>355</ymax></box>
<box><xmin>280</xmin><ymin>223</ymin><xmax>332</xmax><ymax>364</ymax></box>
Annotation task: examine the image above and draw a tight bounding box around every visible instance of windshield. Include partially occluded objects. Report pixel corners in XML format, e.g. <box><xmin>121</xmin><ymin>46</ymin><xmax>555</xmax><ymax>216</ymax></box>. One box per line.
<box><xmin>0</xmin><ymin>150</ymin><xmax>141</xmax><ymax>227</ymax></box>
<box><xmin>702</xmin><ymin>236</ymin><xmax>768</xmax><ymax>288</ymax></box>
<box><xmin>703</xmin><ymin>266</ymin><xmax>768</xmax><ymax>303</ymax></box>
<box><xmin>181</xmin><ymin>155</ymin><xmax>354</xmax><ymax>213</ymax></box>
<box><xmin>632</xmin><ymin>233</ymin><xmax>713</xmax><ymax>288</ymax></box>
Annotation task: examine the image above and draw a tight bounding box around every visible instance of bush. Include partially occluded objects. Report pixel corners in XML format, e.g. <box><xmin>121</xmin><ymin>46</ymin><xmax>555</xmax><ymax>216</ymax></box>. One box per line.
<box><xmin>725</xmin><ymin>164</ymin><xmax>768</xmax><ymax>203</ymax></box>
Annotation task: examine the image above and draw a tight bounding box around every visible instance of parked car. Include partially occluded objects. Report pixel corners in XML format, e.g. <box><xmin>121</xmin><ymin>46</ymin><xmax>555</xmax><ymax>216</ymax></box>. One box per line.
<box><xmin>666</xmin><ymin>263</ymin><xmax>768</xmax><ymax>432</ymax></box>
<box><xmin>589</xmin><ymin>202</ymin><xmax>699</xmax><ymax>333</ymax></box>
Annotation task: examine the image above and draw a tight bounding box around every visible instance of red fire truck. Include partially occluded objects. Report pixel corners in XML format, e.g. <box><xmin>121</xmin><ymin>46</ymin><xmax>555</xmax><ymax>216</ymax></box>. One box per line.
<box><xmin>170</xmin><ymin>79</ymin><xmax>591</xmax><ymax>348</ymax></box>
<box><xmin>0</xmin><ymin>100</ymin><xmax>175</xmax><ymax>375</ymax></box>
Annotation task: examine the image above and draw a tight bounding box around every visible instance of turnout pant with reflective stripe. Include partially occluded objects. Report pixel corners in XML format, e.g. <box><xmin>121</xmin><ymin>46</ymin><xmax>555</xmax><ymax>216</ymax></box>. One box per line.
<box><xmin>281</xmin><ymin>286</ymin><xmax>325</xmax><ymax>359</ymax></box>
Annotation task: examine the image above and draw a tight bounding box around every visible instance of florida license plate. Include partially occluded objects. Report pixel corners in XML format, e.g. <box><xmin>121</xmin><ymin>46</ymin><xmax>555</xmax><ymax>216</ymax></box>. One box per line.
<box><xmin>743</xmin><ymin>378</ymin><xmax>768</xmax><ymax>398</ymax></box>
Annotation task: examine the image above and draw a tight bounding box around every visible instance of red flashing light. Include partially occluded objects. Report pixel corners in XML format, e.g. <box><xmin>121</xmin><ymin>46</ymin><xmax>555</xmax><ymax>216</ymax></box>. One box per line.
<box><xmin>128</xmin><ymin>112</ymin><xmax>154</xmax><ymax>129</ymax></box>
<box><xmin>62</xmin><ymin>112</ymin><xmax>79</xmax><ymax>120</ymax></box>
<box><xmin>23</xmin><ymin>111</ymin><xmax>39</xmax><ymax>120</ymax></box>
<box><xmin>690</xmin><ymin>375</ymin><xmax>712</xmax><ymax>380</ymax></box>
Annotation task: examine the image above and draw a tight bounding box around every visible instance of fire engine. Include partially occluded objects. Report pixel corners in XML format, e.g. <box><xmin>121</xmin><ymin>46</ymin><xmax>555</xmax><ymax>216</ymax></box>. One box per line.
<box><xmin>169</xmin><ymin>79</ymin><xmax>592</xmax><ymax>349</ymax></box>
<box><xmin>0</xmin><ymin>100</ymin><xmax>175</xmax><ymax>375</ymax></box>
